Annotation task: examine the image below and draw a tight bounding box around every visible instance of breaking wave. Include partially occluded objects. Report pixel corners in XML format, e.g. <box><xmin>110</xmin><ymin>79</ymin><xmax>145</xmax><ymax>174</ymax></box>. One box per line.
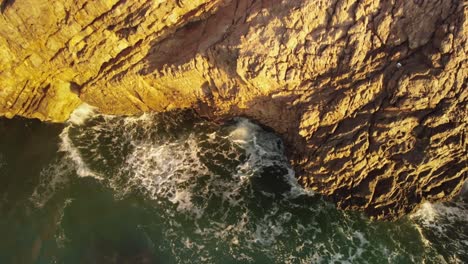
<box><xmin>28</xmin><ymin>105</ymin><xmax>468</xmax><ymax>263</ymax></box>
<box><xmin>411</xmin><ymin>201</ymin><xmax>468</xmax><ymax>263</ymax></box>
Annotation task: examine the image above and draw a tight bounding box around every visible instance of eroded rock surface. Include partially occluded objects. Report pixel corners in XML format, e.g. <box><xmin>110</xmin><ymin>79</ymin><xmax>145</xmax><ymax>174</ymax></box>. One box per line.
<box><xmin>1</xmin><ymin>0</ymin><xmax>466</xmax><ymax>219</ymax></box>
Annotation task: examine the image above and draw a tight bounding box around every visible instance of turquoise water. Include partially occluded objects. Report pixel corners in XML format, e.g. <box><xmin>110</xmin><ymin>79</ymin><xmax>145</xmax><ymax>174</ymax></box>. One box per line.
<box><xmin>0</xmin><ymin>105</ymin><xmax>466</xmax><ymax>263</ymax></box>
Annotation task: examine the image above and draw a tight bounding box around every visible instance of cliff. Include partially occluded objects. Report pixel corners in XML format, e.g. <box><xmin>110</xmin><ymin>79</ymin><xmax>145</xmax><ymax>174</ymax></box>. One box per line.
<box><xmin>0</xmin><ymin>0</ymin><xmax>466</xmax><ymax>219</ymax></box>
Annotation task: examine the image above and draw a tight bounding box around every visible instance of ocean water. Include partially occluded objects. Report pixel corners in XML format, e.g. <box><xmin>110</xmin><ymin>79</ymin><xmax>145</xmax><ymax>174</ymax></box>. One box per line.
<box><xmin>0</xmin><ymin>104</ymin><xmax>466</xmax><ymax>264</ymax></box>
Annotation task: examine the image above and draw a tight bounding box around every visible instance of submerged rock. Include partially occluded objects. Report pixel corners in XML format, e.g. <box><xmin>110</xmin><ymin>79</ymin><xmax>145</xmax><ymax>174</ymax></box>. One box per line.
<box><xmin>0</xmin><ymin>0</ymin><xmax>466</xmax><ymax>219</ymax></box>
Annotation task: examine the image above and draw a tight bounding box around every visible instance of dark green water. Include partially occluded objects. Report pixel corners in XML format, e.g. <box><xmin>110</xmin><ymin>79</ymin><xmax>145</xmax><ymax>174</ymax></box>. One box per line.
<box><xmin>0</xmin><ymin>105</ymin><xmax>467</xmax><ymax>264</ymax></box>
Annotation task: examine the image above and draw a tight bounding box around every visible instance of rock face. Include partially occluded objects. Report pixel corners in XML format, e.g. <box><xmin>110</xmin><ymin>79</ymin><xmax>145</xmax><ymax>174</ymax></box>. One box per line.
<box><xmin>0</xmin><ymin>0</ymin><xmax>466</xmax><ymax>219</ymax></box>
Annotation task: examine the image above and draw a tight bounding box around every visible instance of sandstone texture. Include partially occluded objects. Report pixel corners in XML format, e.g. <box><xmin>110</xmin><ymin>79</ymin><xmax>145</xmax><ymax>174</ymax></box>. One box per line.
<box><xmin>0</xmin><ymin>0</ymin><xmax>467</xmax><ymax>219</ymax></box>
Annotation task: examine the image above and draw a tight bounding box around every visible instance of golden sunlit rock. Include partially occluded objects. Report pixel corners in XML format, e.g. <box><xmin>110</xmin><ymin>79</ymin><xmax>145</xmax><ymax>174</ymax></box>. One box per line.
<box><xmin>0</xmin><ymin>0</ymin><xmax>466</xmax><ymax>219</ymax></box>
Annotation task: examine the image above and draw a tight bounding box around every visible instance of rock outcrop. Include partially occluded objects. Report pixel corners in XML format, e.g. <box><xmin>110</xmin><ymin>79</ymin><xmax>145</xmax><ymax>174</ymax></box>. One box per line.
<box><xmin>0</xmin><ymin>0</ymin><xmax>466</xmax><ymax>219</ymax></box>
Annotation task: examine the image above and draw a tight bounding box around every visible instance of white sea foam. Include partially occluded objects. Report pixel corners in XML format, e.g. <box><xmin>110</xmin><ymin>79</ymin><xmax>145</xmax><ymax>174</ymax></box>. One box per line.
<box><xmin>229</xmin><ymin>118</ymin><xmax>259</xmax><ymax>143</ymax></box>
<box><xmin>59</xmin><ymin>126</ymin><xmax>101</xmax><ymax>178</ymax></box>
<box><xmin>29</xmin><ymin>104</ymin><xmax>102</xmax><ymax>207</ymax></box>
<box><xmin>229</xmin><ymin>119</ymin><xmax>313</xmax><ymax>198</ymax></box>
<box><xmin>122</xmin><ymin>135</ymin><xmax>210</xmax><ymax>218</ymax></box>
<box><xmin>67</xmin><ymin>103</ymin><xmax>98</xmax><ymax>125</ymax></box>
<box><xmin>55</xmin><ymin>111</ymin><xmax>452</xmax><ymax>263</ymax></box>
<box><xmin>411</xmin><ymin>201</ymin><xmax>468</xmax><ymax>263</ymax></box>
<box><xmin>58</xmin><ymin>104</ymin><xmax>102</xmax><ymax>178</ymax></box>
<box><xmin>112</xmin><ymin>117</ymin><xmax>307</xmax><ymax>222</ymax></box>
<box><xmin>411</xmin><ymin>201</ymin><xmax>468</xmax><ymax>227</ymax></box>
<box><xmin>55</xmin><ymin>198</ymin><xmax>73</xmax><ymax>248</ymax></box>
<box><xmin>77</xmin><ymin>115</ymin><xmax>315</xmax><ymax>260</ymax></box>
<box><xmin>30</xmin><ymin>159</ymin><xmax>72</xmax><ymax>207</ymax></box>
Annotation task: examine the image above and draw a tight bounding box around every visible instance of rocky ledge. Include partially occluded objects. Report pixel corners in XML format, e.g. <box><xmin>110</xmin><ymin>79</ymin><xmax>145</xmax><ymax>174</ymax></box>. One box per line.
<box><xmin>0</xmin><ymin>0</ymin><xmax>466</xmax><ymax>219</ymax></box>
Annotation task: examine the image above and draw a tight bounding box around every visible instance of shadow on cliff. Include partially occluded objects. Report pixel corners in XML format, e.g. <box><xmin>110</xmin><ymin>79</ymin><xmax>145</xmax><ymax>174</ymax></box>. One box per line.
<box><xmin>136</xmin><ymin>0</ymin><xmax>467</xmax><ymax>219</ymax></box>
<box><xmin>0</xmin><ymin>0</ymin><xmax>15</xmax><ymax>13</ymax></box>
<box><xmin>137</xmin><ymin>0</ymin><xmax>373</xmax><ymax>147</ymax></box>
<box><xmin>137</xmin><ymin>0</ymin><xmax>465</xmax><ymax>159</ymax></box>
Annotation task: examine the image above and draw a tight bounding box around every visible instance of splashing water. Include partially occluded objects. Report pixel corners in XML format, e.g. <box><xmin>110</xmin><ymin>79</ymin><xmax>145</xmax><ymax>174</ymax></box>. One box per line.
<box><xmin>0</xmin><ymin>108</ymin><xmax>466</xmax><ymax>263</ymax></box>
